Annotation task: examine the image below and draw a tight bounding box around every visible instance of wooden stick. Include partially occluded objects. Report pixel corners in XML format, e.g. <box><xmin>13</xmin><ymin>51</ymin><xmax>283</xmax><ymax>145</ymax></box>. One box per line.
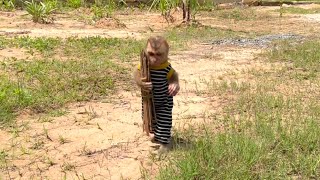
<box><xmin>140</xmin><ymin>49</ymin><xmax>154</xmax><ymax>135</ymax></box>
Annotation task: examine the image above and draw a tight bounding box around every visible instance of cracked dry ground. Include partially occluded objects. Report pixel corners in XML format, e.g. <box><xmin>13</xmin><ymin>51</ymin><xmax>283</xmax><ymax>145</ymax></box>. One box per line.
<box><xmin>0</xmin><ymin>43</ymin><xmax>264</xmax><ymax>179</ymax></box>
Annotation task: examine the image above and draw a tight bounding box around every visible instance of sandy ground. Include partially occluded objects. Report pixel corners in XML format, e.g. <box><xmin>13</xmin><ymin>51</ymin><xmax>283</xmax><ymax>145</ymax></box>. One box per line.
<box><xmin>1</xmin><ymin>4</ymin><xmax>320</xmax><ymax>179</ymax></box>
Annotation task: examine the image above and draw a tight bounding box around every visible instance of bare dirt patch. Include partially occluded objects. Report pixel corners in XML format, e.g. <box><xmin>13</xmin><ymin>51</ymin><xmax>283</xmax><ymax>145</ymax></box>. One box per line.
<box><xmin>0</xmin><ymin>48</ymin><xmax>30</xmax><ymax>61</ymax></box>
<box><xmin>94</xmin><ymin>18</ymin><xmax>127</xmax><ymax>28</ymax></box>
<box><xmin>302</xmin><ymin>13</ymin><xmax>320</xmax><ymax>23</ymax></box>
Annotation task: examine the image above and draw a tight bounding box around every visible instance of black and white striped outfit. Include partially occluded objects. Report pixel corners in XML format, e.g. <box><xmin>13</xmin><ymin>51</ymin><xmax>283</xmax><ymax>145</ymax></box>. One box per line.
<box><xmin>138</xmin><ymin>62</ymin><xmax>175</xmax><ymax>144</ymax></box>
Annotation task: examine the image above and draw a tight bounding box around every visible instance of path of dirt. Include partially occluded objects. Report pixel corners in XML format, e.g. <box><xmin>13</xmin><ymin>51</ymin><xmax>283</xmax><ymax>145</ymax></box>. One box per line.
<box><xmin>1</xmin><ymin>4</ymin><xmax>319</xmax><ymax>179</ymax></box>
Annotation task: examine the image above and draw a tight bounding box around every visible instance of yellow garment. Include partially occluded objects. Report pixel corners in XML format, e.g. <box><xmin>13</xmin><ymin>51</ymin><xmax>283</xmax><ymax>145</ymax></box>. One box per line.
<box><xmin>137</xmin><ymin>61</ymin><xmax>175</xmax><ymax>79</ymax></box>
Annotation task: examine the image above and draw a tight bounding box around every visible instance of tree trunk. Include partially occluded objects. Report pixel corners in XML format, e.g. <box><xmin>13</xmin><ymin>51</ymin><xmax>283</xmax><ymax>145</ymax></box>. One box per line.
<box><xmin>182</xmin><ymin>0</ymin><xmax>191</xmax><ymax>22</ymax></box>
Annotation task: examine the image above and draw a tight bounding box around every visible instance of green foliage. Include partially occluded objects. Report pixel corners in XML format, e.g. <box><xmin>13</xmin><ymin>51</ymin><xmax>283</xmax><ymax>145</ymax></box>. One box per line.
<box><xmin>44</xmin><ymin>0</ymin><xmax>58</xmax><ymax>10</ymax></box>
<box><xmin>198</xmin><ymin>0</ymin><xmax>215</xmax><ymax>11</ymax></box>
<box><xmin>0</xmin><ymin>0</ymin><xmax>15</xmax><ymax>11</ymax></box>
<box><xmin>91</xmin><ymin>0</ymin><xmax>116</xmax><ymax>20</ymax></box>
<box><xmin>24</xmin><ymin>0</ymin><xmax>56</xmax><ymax>23</ymax></box>
<box><xmin>148</xmin><ymin>0</ymin><xmax>180</xmax><ymax>16</ymax></box>
<box><xmin>0</xmin><ymin>0</ymin><xmax>24</xmax><ymax>9</ymax></box>
<box><xmin>189</xmin><ymin>0</ymin><xmax>200</xmax><ymax>20</ymax></box>
<box><xmin>92</xmin><ymin>5</ymin><xmax>108</xmax><ymax>19</ymax></box>
<box><xmin>67</xmin><ymin>0</ymin><xmax>82</xmax><ymax>8</ymax></box>
<box><xmin>148</xmin><ymin>0</ymin><xmax>201</xmax><ymax>20</ymax></box>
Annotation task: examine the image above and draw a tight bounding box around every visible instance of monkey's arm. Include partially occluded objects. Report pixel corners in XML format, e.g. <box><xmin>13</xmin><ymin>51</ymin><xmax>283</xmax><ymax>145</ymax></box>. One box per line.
<box><xmin>168</xmin><ymin>71</ymin><xmax>179</xmax><ymax>84</ymax></box>
<box><xmin>168</xmin><ymin>71</ymin><xmax>180</xmax><ymax>96</ymax></box>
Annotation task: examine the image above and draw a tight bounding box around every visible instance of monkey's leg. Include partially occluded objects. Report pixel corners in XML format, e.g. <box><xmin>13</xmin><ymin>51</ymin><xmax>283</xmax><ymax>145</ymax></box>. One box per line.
<box><xmin>153</xmin><ymin>105</ymin><xmax>173</xmax><ymax>144</ymax></box>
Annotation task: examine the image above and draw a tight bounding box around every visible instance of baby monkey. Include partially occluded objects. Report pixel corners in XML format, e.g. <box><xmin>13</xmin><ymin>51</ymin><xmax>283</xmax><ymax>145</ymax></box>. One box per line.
<box><xmin>134</xmin><ymin>36</ymin><xmax>180</xmax><ymax>150</ymax></box>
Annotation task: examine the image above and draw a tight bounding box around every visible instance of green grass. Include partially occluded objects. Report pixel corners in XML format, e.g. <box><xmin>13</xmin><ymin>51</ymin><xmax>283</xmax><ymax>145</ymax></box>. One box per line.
<box><xmin>0</xmin><ymin>76</ymin><xmax>19</xmax><ymax>125</ymax></box>
<box><xmin>0</xmin><ymin>37</ymin><xmax>10</xmax><ymax>49</ymax></box>
<box><xmin>67</xmin><ymin>0</ymin><xmax>82</xmax><ymax>8</ymax></box>
<box><xmin>157</xmin><ymin>39</ymin><xmax>320</xmax><ymax>179</ymax></box>
<box><xmin>159</xmin><ymin>118</ymin><xmax>320</xmax><ymax>179</ymax></box>
<box><xmin>0</xmin><ymin>149</ymin><xmax>8</xmax><ymax>169</ymax></box>
<box><xmin>0</xmin><ymin>36</ymin><xmax>61</xmax><ymax>57</ymax></box>
<box><xmin>0</xmin><ymin>58</ymin><xmax>117</xmax><ymax>125</ymax></box>
<box><xmin>268</xmin><ymin>40</ymin><xmax>320</xmax><ymax>79</ymax></box>
<box><xmin>15</xmin><ymin>36</ymin><xmax>61</xmax><ymax>56</ymax></box>
<box><xmin>0</xmin><ymin>36</ymin><xmax>144</xmax><ymax>126</ymax></box>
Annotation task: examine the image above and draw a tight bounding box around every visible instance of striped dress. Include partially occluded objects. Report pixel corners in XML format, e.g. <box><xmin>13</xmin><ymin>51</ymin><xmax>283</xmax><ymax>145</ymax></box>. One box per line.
<box><xmin>138</xmin><ymin>62</ymin><xmax>175</xmax><ymax>144</ymax></box>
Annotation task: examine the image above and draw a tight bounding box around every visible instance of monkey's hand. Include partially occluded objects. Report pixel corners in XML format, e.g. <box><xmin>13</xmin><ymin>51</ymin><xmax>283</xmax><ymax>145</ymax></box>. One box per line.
<box><xmin>168</xmin><ymin>82</ymin><xmax>180</xmax><ymax>96</ymax></box>
<box><xmin>140</xmin><ymin>77</ymin><xmax>153</xmax><ymax>92</ymax></box>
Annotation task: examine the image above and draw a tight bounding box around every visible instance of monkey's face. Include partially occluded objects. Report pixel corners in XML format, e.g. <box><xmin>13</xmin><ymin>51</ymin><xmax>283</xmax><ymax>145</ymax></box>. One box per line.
<box><xmin>146</xmin><ymin>40</ymin><xmax>168</xmax><ymax>66</ymax></box>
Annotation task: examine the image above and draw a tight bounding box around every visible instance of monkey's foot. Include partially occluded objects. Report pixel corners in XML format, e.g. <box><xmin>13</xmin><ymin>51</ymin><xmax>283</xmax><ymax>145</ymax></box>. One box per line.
<box><xmin>150</xmin><ymin>137</ymin><xmax>161</xmax><ymax>144</ymax></box>
<box><xmin>160</xmin><ymin>143</ymin><xmax>173</xmax><ymax>152</ymax></box>
<box><xmin>150</xmin><ymin>142</ymin><xmax>173</xmax><ymax>158</ymax></box>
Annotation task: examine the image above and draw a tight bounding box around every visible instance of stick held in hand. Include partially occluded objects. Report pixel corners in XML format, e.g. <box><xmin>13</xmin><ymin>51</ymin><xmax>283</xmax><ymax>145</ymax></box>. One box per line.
<box><xmin>140</xmin><ymin>49</ymin><xmax>155</xmax><ymax>135</ymax></box>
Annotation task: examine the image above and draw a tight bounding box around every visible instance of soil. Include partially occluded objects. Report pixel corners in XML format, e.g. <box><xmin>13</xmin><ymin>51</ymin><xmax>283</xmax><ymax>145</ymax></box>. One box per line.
<box><xmin>1</xmin><ymin>4</ymin><xmax>320</xmax><ymax>179</ymax></box>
